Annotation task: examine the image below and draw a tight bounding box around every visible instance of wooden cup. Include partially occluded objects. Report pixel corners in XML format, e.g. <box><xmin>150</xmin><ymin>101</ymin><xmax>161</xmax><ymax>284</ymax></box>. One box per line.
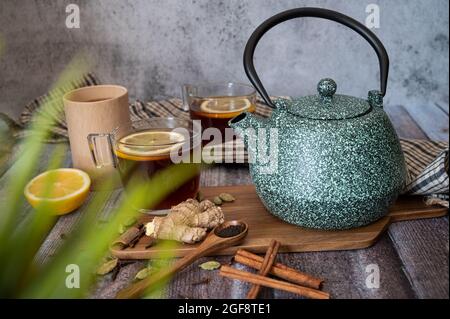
<box><xmin>63</xmin><ymin>85</ymin><xmax>131</xmax><ymax>189</ymax></box>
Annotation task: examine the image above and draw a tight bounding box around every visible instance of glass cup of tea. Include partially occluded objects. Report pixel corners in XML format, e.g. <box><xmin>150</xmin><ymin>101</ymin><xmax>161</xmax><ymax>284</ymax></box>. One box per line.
<box><xmin>87</xmin><ymin>118</ymin><xmax>201</xmax><ymax>211</ymax></box>
<box><xmin>182</xmin><ymin>83</ymin><xmax>257</xmax><ymax>144</ymax></box>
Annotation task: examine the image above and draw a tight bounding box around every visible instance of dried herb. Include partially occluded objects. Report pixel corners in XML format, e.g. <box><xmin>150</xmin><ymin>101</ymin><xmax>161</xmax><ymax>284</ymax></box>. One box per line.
<box><xmin>196</xmin><ymin>191</ymin><xmax>205</xmax><ymax>202</ymax></box>
<box><xmin>199</xmin><ymin>260</ymin><xmax>221</xmax><ymax>270</ymax></box>
<box><xmin>96</xmin><ymin>258</ymin><xmax>118</xmax><ymax>275</ymax></box>
<box><xmin>212</xmin><ymin>196</ymin><xmax>222</xmax><ymax>205</ymax></box>
<box><xmin>219</xmin><ymin>193</ymin><xmax>235</xmax><ymax>202</ymax></box>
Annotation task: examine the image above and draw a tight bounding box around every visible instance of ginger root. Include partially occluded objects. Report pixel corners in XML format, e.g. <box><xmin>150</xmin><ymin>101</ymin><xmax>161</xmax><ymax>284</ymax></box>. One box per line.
<box><xmin>146</xmin><ymin>217</ymin><xmax>207</xmax><ymax>243</ymax></box>
<box><xmin>145</xmin><ymin>199</ymin><xmax>224</xmax><ymax>244</ymax></box>
<box><xmin>169</xmin><ymin>199</ymin><xmax>224</xmax><ymax>228</ymax></box>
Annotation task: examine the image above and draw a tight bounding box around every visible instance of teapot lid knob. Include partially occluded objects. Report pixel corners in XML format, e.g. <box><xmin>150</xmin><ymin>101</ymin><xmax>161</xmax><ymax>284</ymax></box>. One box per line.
<box><xmin>317</xmin><ymin>78</ymin><xmax>337</xmax><ymax>99</ymax></box>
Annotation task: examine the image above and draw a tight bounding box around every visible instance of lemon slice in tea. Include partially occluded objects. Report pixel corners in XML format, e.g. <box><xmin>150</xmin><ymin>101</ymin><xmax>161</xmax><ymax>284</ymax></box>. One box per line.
<box><xmin>24</xmin><ymin>168</ymin><xmax>91</xmax><ymax>215</ymax></box>
<box><xmin>116</xmin><ymin>130</ymin><xmax>186</xmax><ymax>160</ymax></box>
<box><xmin>200</xmin><ymin>97</ymin><xmax>251</xmax><ymax>114</ymax></box>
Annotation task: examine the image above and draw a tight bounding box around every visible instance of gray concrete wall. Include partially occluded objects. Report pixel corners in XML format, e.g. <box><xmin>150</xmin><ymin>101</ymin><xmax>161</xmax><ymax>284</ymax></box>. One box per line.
<box><xmin>0</xmin><ymin>0</ymin><xmax>448</xmax><ymax>119</ymax></box>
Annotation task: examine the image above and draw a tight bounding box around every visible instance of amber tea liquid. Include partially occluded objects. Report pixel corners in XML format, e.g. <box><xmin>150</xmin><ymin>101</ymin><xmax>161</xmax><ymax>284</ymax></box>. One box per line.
<box><xmin>189</xmin><ymin>96</ymin><xmax>256</xmax><ymax>142</ymax></box>
<box><xmin>115</xmin><ymin>129</ymin><xmax>200</xmax><ymax>210</ymax></box>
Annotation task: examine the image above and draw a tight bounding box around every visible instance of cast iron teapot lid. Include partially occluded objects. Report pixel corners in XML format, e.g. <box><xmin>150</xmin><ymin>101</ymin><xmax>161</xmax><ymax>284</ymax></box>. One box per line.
<box><xmin>243</xmin><ymin>7</ymin><xmax>389</xmax><ymax>119</ymax></box>
<box><xmin>286</xmin><ymin>78</ymin><xmax>371</xmax><ymax>120</ymax></box>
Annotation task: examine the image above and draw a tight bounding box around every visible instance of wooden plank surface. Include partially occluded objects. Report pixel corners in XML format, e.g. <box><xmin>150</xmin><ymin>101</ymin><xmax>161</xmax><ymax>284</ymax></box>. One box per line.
<box><xmin>1</xmin><ymin>102</ymin><xmax>447</xmax><ymax>299</ymax></box>
<box><xmin>400</xmin><ymin>103</ymin><xmax>449</xmax><ymax>142</ymax></box>
<box><xmin>273</xmin><ymin>235</ymin><xmax>417</xmax><ymax>299</ymax></box>
<box><xmin>153</xmin><ymin>165</ymin><xmax>427</xmax><ymax>299</ymax></box>
<box><xmin>161</xmin><ymin>167</ymin><xmax>420</xmax><ymax>299</ymax></box>
<box><xmin>386</xmin><ymin>104</ymin><xmax>449</xmax><ymax>299</ymax></box>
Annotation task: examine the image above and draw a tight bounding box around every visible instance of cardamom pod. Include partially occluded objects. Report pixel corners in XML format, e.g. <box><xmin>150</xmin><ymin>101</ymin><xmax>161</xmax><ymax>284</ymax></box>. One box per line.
<box><xmin>196</xmin><ymin>191</ymin><xmax>205</xmax><ymax>202</ymax></box>
<box><xmin>135</xmin><ymin>267</ymin><xmax>150</xmax><ymax>280</ymax></box>
<box><xmin>219</xmin><ymin>193</ymin><xmax>235</xmax><ymax>202</ymax></box>
<box><xmin>199</xmin><ymin>260</ymin><xmax>221</xmax><ymax>270</ymax></box>
<box><xmin>212</xmin><ymin>196</ymin><xmax>222</xmax><ymax>205</ymax></box>
<box><xmin>135</xmin><ymin>266</ymin><xmax>155</xmax><ymax>280</ymax></box>
<box><xmin>96</xmin><ymin>258</ymin><xmax>118</xmax><ymax>275</ymax></box>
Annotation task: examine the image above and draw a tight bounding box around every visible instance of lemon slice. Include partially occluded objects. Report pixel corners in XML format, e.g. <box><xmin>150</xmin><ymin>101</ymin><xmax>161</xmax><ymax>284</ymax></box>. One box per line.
<box><xmin>24</xmin><ymin>168</ymin><xmax>91</xmax><ymax>215</ymax></box>
<box><xmin>200</xmin><ymin>97</ymin><xmax>251</xmax><ymax>114</ymax></box>
<box><xmin>116</xmin><ymin>130</ymin><xmax>186</xmax><ymax>160</ymax></box>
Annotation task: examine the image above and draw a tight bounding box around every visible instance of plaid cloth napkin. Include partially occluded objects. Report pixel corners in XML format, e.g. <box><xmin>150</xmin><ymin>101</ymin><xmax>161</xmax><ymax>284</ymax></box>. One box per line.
<box><xmin>16</xmin><ymin>73</ymin><xmax>449</xmax><ymax>207</ymax></box>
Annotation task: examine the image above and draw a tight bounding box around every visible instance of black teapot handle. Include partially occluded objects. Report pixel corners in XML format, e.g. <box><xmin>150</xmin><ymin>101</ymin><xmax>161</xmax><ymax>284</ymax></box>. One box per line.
<box><xmin>243</xmin><ymin>7</ymin><xmax>389</xmax><ymax>108</ymax></box>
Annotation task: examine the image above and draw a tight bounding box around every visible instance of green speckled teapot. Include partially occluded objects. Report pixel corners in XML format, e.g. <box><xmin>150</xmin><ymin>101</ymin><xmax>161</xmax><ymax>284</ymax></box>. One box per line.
<box><xmin>229</xmin><ymin>8</ymin><xmax>407</xmax><ymax>230</ymax></box>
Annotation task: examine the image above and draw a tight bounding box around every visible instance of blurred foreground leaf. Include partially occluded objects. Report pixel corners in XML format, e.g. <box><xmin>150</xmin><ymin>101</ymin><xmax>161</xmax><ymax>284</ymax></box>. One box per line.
<box><xmin>0</xmin><ymin>55</ymin><xmax>195</xmax><ymax>298</ymax></box>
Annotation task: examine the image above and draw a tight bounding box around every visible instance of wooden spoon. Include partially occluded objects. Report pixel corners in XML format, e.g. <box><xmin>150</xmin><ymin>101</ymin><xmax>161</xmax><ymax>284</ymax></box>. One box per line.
<box><xmin>116</xmin><ymin>220</ymin><xmax>249</xmax><ymax>299</ymax></box>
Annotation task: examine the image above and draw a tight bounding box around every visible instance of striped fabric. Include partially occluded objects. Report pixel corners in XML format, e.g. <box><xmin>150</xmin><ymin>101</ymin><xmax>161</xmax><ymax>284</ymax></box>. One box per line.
<box><xmin>19</xmin><ymin>73</ymin><xmax>100</xmax><ymax>141</ymax></box>
<box><xmin>403</xmin><ymin>141</ymin><xmax>449</xmax><ymax>195</ymax></box>
<box><xmin>129</xmin><ymin>97</ymin><xmax>274</xmax><ymax>122</ymax></box>
<box><xmin>19</xmin><ymin>74</ymin><xmax>449</xmax><ymax>205</ymax></box>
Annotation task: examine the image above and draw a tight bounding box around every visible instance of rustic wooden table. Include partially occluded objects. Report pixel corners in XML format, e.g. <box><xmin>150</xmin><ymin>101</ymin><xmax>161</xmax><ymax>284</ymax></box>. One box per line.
<box><xmin>2</xmin><ymin>102</ymin><xmax>448</xmax><ymax>299</ymax></box>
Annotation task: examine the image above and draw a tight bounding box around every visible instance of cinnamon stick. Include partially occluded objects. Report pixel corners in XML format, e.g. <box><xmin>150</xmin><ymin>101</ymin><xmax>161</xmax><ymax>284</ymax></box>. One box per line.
<box><xmin>246</xmin><ymin>240</ymin><xmax>280</xmax><ymax>299</ymax></box>
<box><xmin>235</xmin><ymin>249</ymin><xmax>323</xmax><ymax>289</ymax></box>
<box><xmin>220</xmin><ymin>265</ymin><xmax>330</xmax><ymax>299</ymax></box>
<box><xmin>112</xmin><ymin>223</ymin><xmax>144</xmax><ymax>249</ymax></box>
<box><xmin>128</xmin><ymin>227</ymin><xmax>146</xmax><ymax>248</ymax></box>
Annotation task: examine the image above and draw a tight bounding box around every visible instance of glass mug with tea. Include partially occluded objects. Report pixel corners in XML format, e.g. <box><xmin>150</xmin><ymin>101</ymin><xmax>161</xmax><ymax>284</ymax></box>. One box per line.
<box><xmin>182</xmin><ymin>83</ymin><xmax>257</xmax><ymax>143</ymax></box>
<box><xmin>87</xmin><ymin>118</ymin><xmax>201</xmax><ymax>211</ymax></box>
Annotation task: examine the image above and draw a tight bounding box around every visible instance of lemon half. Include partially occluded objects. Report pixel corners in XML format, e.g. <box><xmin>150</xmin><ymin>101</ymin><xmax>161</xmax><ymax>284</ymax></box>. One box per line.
<box><xmin>24</xmin><ymin>168</ymin><xmax>91</xmax><ymax>215</ymax></box>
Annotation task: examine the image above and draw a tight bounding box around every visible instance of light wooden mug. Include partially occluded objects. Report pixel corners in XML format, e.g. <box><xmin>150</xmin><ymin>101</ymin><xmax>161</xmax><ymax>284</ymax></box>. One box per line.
<box><xmin>63</xmin><ymin>85</ymin><xmax>131</xmax><ymax>189</ymax></box>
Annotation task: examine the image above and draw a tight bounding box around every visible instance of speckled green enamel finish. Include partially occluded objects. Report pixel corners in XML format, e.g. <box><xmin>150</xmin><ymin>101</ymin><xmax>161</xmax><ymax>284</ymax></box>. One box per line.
<box><xmin>230</xmin><ymin>79</ymin><xmax>407</xmax><ymax>230</ymax></box>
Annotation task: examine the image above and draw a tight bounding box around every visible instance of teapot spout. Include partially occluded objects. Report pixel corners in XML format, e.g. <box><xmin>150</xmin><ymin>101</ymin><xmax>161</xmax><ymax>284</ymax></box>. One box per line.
<box><xmin>229</xmin><ymin>112</ymin><xmax>265</xmax><ymax>149</ymax></box>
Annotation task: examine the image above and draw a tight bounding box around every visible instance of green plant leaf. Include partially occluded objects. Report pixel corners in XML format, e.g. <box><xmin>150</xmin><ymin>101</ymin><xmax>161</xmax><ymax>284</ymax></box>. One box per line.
<box><xmin>124</xmin><ymin>217</ymin><xmax>137</xmax><ymax>227</ymax></box>
<box><xmin>118</xmin><ymin>224</ymin><xmax>127</xmax><ymax>234</ymax></box>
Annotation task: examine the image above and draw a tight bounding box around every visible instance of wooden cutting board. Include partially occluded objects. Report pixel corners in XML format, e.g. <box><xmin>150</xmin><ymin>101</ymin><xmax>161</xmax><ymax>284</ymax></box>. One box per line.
<box><xmin>111</xmin><ymin>185</ymin><xmax>448</xmax><ymax>259</ymax></box>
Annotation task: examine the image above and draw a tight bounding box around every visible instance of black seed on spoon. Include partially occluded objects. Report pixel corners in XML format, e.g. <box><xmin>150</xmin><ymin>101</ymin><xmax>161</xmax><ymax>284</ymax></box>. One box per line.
<box><xmin>216</xmin><ymin>225</ymin><xmax>244</xmax><ymax>238</ymax></box>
